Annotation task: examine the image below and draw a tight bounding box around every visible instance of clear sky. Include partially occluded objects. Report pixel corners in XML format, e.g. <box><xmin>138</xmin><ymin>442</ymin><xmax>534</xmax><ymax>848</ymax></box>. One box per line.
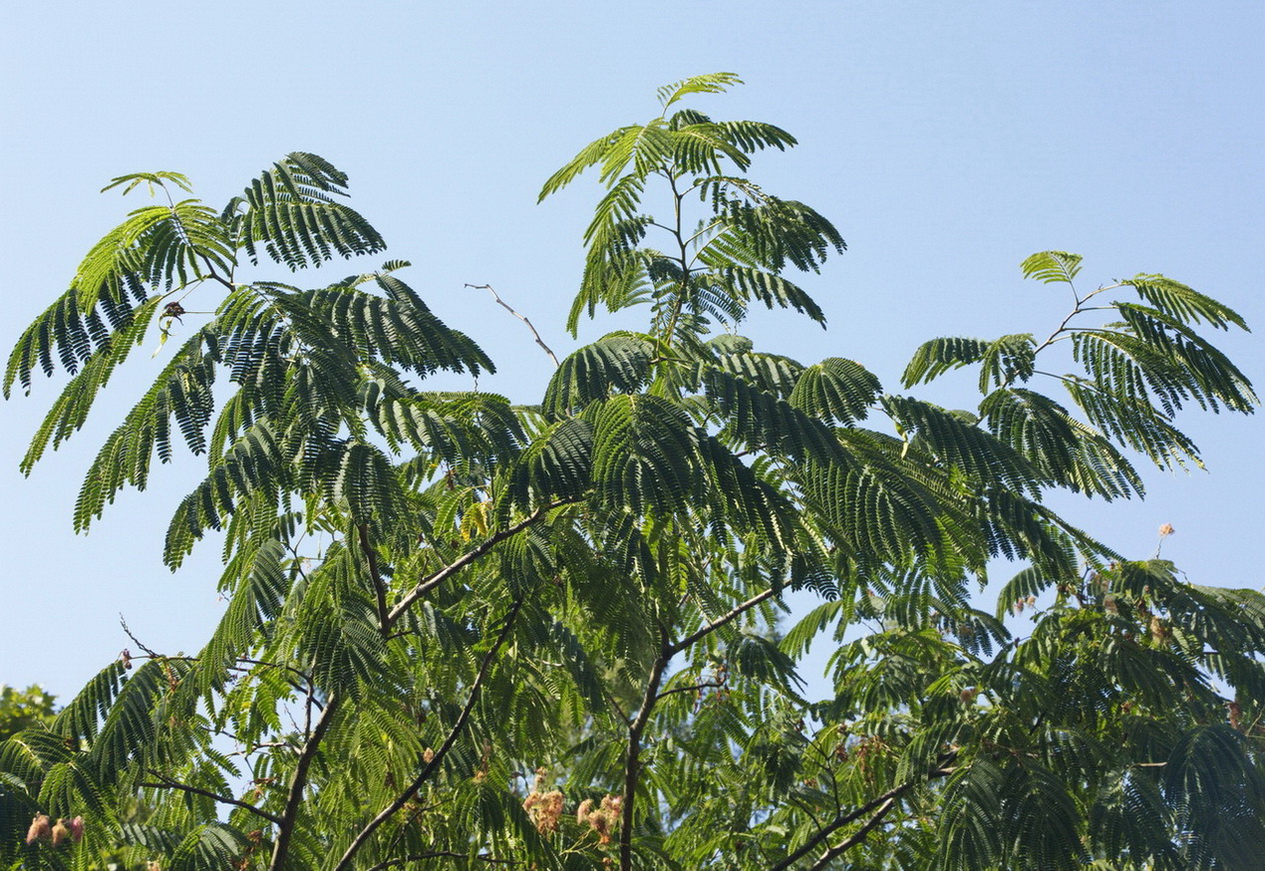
<box><xmin>2</xmin><ymin>2</ymin><xmax>1262</xmax><ymax>700</ymax></box>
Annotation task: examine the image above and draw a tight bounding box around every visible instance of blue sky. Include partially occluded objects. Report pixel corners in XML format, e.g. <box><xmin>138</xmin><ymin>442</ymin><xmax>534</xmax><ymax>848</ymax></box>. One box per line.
<box><xmin>2</xmin><ymin>2</ymin><xmax>1262</xmax><ymax>699</ymax></box>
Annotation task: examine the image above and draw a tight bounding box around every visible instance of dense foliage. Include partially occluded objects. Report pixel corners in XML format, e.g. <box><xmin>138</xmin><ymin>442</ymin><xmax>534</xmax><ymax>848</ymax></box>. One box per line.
<box><xmin>3</xmin><ymin>74</ymin><xmax>1263</xmax><ymax>870</ymax></box>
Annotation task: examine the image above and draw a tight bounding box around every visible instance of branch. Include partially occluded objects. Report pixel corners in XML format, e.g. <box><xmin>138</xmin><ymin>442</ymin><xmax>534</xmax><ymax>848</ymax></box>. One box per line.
<box><xmin>766</xmin><ymin>780</ymin><xmax>915</xmax><ymax>871</ymax></box>
<box><xmin>268</xmin><ymin>694</ymin><xmax>340</xmax><ymax>871</ymax></box>
<box><xmin>1026</xmin><ymin>283</ymin><xmax>1123</xmax><ymax>369</ymax></box>
<box><xmin>365</xmin><ymin>852</ymin><xmax>518</xmax><ymax>870</ymax></box>
<box><xmin>358</xmin><ymin>523</ymin><xmax>390</xmax><ymax>634</ymax></box>
<box><xmin>655</xmin><ymin>680</ymin><xmax>724</xmax><ymax>701</ymax></box>
<box><xmin>806</xmin><ymin>795</ymin><xmax>902</xmax><ymax>871</ymax></box>
<box><xmin>236</xmin><ymin>657</ymin><xmax>318</xmax><ymax>697</ymax></box>
<box><xmin>465</xmin><ymin>284</ymin><xmax>559</xmax><ymax>368</ymax></box>
<box><xmin>669</xmin><ymin>586</ymin><xmax>779</xmax><ymax>655</ymax></box>
<box><xmin>767</xmin><ymin>756</ymin><xmax>955</xmax><ymax>871</ymax></box>
<box><xmin>620</xmin><ymin>633</ymin><xmax>673</xmax><ymax>871</ymax></box>
<box><xmin>139</xmin><ymin>772</ymin><xmax>282</xmax><ymax>826</ymax></box>
<box><xmin>386</xmin><ymin>499</ymin><xmax>577</xmax><ymax>629</ymax></box>
<box><xmin>331</xmin><ymin>600</ymin><xmax>524</xmax><ymax>871</ymax></box>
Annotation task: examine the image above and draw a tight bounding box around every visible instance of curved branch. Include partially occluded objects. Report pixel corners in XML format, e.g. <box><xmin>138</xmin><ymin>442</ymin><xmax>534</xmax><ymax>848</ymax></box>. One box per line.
<box><xmin>465</xmin><ymin>283</ymin><xmax>559</xmax><ymax>368</ymax></box>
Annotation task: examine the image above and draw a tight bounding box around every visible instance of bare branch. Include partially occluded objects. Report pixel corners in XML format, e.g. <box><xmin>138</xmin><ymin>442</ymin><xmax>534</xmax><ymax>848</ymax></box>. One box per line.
<box><xmin>466</xmin><ymin>283</ymin><xmax>559</xmax><ymax>367</ymax></box>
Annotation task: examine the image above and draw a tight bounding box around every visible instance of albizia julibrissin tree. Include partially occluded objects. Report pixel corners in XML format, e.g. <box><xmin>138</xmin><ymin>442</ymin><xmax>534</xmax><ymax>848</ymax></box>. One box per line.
<box><xmin>3</xmin><ymin>74</ymin><xmax>1263</xmax><ymax>871</ymax></box>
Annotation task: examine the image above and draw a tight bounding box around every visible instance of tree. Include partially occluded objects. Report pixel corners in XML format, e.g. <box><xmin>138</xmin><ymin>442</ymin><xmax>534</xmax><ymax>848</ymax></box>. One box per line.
<box><xmin>0</xmin><ymin>686</ymin><xmax>55</xmax><ymax>744</ymax></box>
<box><xmin>2</xmin><ymin>74</ymin><xmax>1262</xmax><ymax>871</ymax></box>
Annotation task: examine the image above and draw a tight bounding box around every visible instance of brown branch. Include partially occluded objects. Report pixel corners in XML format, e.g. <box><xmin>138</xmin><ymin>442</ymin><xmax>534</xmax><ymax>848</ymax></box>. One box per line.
<box><xmin>385</xmin><ymin>499</ymin><xmax>577</xmax><ymax>629</ymax></box>
<box><xmin>358</xmin><ymin>522</ymin><xmax>390</xmax><ymax>634</ymax></box>
<box><xmin>465</xmin><ymin>283</ymin><xmax>559</xmax><ymax>368</ymax></box>
<box><xmin>767</xmin><ymin>780</ymin><xmax>915</xmax><ymax>871</ymax></box>
<box><xmin>806</xmin><ymin>795</ymin><xmax>902</xmax><ymax>871</ymax></box>
<box><xmin>139</xmin><ymin>772</ymin><xmax>282</xmax><ymax>826</ymax></box>
<box><xmin>654</xmin><ymin>680</ymin><xmax>724</xmax><ymax>701</ymax></box>
<box><xmin>268</xmin><ymin>694</ymin><xmax>340</xmax><ymax>871</ymax></box>
<box><xmin>365</xmin><ymin>852</ymin><xmax>518</xmax><ymax>870</ymax></box>
<box><xmin>767</xmin><ymin>756</ymin><xmax>955</xmax><ymax>871</ymax></box>
<box><xmin>669</xmin><ymin>587</ymin><xmax>779</xmax><ymax>655</ymax></box>
<box><xmin>331</xmin><ymin>600</ymin><xmax>524</xmax><ymax>871</ymax></box>
<box><xmin>236</xmin><ymin>657</ymin><xmax>318</xmax><ymax>697</ymax></box>
<box><xmin>620</xmin><ymin>633</ymin><xmax>673</xmax><ymax>871</ymax></box>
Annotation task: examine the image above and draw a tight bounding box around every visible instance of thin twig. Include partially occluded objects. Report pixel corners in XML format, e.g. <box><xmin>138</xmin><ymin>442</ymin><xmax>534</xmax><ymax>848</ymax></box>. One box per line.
<box><xmin>655</xmin><ymin>680</ymin><xmax>724</xmax><ymax>701</ymax></box>
<box><xmin>140</xmin><ymin>772</ymin><xmax>283</xmax><ymax>826</ymax></box>
<box><xmin>1027</xmin><ymin>283</ymin><xmax>1122</xmax><ymax>364</ymax></box>
<box><xmin>465</xmin><ymin>284</ymin><xmax>559</xmax><ymax>368</ymax></box>
<box><xmin>118</xmin><ymin>614</ymin><xmax>160</xmax><ymax>658</ymax></box>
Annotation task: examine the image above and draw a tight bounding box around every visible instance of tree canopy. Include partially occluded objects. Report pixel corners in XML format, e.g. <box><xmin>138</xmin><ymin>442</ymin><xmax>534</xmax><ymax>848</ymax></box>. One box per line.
<box><xmin>3</xmin><ymin>74</ymin><xmax>1263</xmax><ymax>871</ymax></box>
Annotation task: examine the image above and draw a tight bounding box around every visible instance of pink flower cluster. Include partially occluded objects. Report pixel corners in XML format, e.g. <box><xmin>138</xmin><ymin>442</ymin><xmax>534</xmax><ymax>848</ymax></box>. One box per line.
<box><xmin>523</xmin><ymin>789</ymin><xmax>565</xmax><ymax>834</ymax></box>
<box><xmin>577</xmin><ymin>795</ymin><xmax>623</xmax><ymax>845</ymax></box>
<box><xmin>25</xmin><ymin>814</ymin><xmax>84</xmax><ymax>846</ymax></box>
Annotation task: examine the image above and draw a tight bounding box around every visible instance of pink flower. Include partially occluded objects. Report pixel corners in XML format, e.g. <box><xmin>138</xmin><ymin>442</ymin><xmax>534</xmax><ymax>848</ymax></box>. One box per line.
<box><xmin>68</xmin><ymin>816</ymin><xmax>85</xmax><ymax>843</ymax></box>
